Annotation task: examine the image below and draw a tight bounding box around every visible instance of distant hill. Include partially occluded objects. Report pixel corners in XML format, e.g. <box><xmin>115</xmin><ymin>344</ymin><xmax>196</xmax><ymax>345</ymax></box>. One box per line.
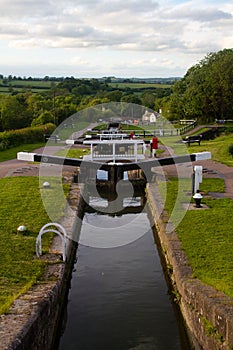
<box><xmin>100</xmin><ymin>77</ymin><xmax>181</xmax><ymax>84</ymax></box>
<box><xmin>0</xmin><ymin>75</ymin><xmax>178</xmax><ymax>95</ymax></box>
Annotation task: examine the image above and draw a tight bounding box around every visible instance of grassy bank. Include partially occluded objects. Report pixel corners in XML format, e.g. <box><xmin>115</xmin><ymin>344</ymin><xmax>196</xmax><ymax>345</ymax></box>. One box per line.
<box><xmin>0</xmin><ymin>143</ymin><xmax>45</xmax><ymax>162</ymax></box>
<box><xmin>55</xmin><ymin>147</ymin><xmax>90</xmax><ymax>158</ymax></box>
<box><xmin>57</xmin><ymin>121</ymin><xmax>90</xmax><ymax>140</ymax></box>
<box><xmin>0</xmin><ymin>177</ymin><xmax>70</xmax><ymax>314</ymax></box>
<box><xmin>188</xmin><ymin>133</ymin><xmax>233</xmax><ymax>167</ymax></box>
<box><xmin>159</xmin><ymin>177</ymin><xmax>233</xmax><ymax>298</ymax></box>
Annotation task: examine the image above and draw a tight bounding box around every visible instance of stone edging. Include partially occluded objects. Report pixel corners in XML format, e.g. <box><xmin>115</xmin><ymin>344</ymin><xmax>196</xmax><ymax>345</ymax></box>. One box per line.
<box><xmin>0</xmin><ymin>182</ymin><xmax>83</xmax><ymax>350</ymax></box>
<box><xmin>146</xmin><ymin>183</ymin><xmax>233</xmax><ymax>350</ymax></box>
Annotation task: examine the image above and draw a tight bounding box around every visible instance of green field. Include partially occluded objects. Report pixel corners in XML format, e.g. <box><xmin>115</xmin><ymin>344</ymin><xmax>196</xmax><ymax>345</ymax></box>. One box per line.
<box><xmin>0</xmin><ymin>79</ymin><xmax>54</xmax><ymax>87</ymax></box>
<box><xmin>109</xmin><ymin>82</ymin><xmax>171</xmax><ymax>89</ymax></box>
<box><xmin>0</xmin><ymin>79</ymin><xmax>53</xmax><ymax>94</ymax></box>
<box><xmin>0</xmin><ymin>79</ymin><xmax>172</xmax><ymax>95</ymax></box>
<box><xmin>188</xmin><ymin>133</ymin><xmax>233</xmax><ymax>167</ymax></box>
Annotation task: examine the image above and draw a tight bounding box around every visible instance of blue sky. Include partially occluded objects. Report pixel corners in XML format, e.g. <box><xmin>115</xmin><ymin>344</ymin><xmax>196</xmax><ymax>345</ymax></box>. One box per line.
<box><xmin>0</xmin><ymin>0</ymin><xmax>232</xmax><ymax>78</ymax></box>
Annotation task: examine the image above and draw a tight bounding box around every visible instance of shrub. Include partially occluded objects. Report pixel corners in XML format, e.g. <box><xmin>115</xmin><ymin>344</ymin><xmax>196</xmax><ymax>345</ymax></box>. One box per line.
<box><xmin>228</xmin><ymin>144</ymin><xmax>233</xmax><ymax>157</ymax></box>
<box><xmin>0</xmin><ymin>123</ymin><xmax>55</xmax><ymax>150</ymax></box>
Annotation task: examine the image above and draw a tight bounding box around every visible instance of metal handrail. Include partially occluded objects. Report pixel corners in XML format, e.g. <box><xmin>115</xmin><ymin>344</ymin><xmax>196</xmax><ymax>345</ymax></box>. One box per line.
<box><xmin>36</xmin><ymin>223</ymin><xmax>67</xmax><ymax>262</ymax></box>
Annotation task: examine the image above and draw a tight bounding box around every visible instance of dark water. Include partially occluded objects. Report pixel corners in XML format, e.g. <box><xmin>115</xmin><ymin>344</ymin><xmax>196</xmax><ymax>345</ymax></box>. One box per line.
<box><xmin>57</xmin><ymin>204</ymin><xmax>190</xmax><ymax>350</ymax></box>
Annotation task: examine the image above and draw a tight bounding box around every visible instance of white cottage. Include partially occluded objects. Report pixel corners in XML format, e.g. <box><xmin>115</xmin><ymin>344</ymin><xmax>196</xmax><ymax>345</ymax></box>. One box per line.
<box><xmin>142</xmin><ymin>110</ymin><xmax>157</xmax><ymax>124</ymax></box>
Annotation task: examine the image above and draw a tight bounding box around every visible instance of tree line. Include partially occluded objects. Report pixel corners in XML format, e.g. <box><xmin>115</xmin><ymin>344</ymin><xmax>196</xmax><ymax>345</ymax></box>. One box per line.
<box><xmin>0</xmin><ymin>48</ymin><xmax>232</xmax><ymax>131</ymax></box>
<box><xmin>0</xmin><ymin>79</ymin><xmax>170</xmax><ymax>131</ymax></box>
<box><xmin>156</xmin><ymin>49</ymin><xmax>233</xmax><ymax>123</ymax></box>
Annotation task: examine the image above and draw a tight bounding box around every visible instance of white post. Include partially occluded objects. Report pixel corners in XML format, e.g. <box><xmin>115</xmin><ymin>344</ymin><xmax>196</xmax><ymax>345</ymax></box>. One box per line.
<box><xmin>91</xmin><ymin>144</ymin><xmax>93</xmax><ymax>160</ymax></box>
<box><xmin>113</xmin><ymin>143</ymin><xmax>116</xmax><ymax>163</ymax></box>
<box><xmin>134</xmin><ymin>142</ymin><xmax>138</xmax><ymax>162</ymax></box>
<box><xmin>194</xmin><ymin>165</ymin><xmax>203</xmax><ymax>193</ymax></box>
<box><xmin>143</xmin><ymin>142</ymin><xmax>147</xmax><ymax>156</ymax></box>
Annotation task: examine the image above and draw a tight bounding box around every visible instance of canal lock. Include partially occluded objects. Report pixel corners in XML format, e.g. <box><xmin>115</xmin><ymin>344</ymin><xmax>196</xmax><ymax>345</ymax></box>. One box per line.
<box><xmin>54</xmin><ymin>179</ymin><xmax>191</xmax><ymax>350</ymax></box>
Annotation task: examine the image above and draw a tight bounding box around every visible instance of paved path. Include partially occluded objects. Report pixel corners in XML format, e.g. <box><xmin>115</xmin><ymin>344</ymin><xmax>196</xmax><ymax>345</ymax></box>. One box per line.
<box><xmin>0</xmin><ymin>146</ymin><xmax>75</xmax><ymax>178</ymax></box>
<box><xmin>159</xmin><ymin>157</ymin><xmax>233</xmax><ymax>199</ymax></box>
<box><xmin>0</xmin><ymin>158</ymin><xmax>39</xmax><ymax>178</ymax></box>
<box><xmin>200</xmin><ymin>159</ymin><xmax>233</xmax><ymax>198</ymax></box>
<box><xmin>70</xmin><ymin>123</ymin><xmax>98</xmax><ymax>139</ymax></box>
<box><xmin>1</xmin><ymin>144</ymin><xmax>233</xmax><ymax>199</ymax></box>
<box><xmin>155</xmin><ymin>143</ymin><xmax>233</xmax><ymax>198</ymax></box>
<box><xmin>0</xmin><ymin>121</ymin><xmax>97</xmax><ymax>178</ymax></box>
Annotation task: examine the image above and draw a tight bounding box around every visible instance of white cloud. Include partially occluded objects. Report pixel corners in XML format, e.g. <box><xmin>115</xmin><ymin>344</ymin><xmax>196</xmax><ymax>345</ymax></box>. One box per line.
<box><xmin>0</xmin><ymin>0</ymin><xmax>56</xmax><ymax>18</ymax></box>
<box><xmin>164</xmin><ymin>5</ymin><xmax>232</xmax><ymax>22</ymax></box>
<box><xmin>0</xmin><ymin>0</ymin><xmax>232</xmax><ymax>77</ymax></box>
<box><xmin>8</xmin><ymin>38</ymin><xmax>41</xmax><ymax>49</ymax></box>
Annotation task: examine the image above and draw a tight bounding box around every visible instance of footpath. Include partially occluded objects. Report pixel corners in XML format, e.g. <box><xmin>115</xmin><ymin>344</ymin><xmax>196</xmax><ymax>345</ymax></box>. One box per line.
<box><xmin>0</xmin><ymin>146</ymin><xmax>75</xmax><ymax>178</ymax></box>
<box><xmin>162</xmin><ymin>158</ymin><xmax>233</xmax><ymax>198</ymax></box>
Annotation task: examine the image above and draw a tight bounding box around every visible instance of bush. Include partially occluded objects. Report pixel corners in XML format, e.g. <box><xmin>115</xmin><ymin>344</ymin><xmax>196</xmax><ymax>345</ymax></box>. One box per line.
<box><xmin>0</xmin><ymin>139</ymin><xmax>10</xmax><ymax>150</ymax></box>
<box><xmin>228</xmin><ymin>144</ymin><xmax>233</xmax><ymax>157</ymax></box>
<box><xmin>0</xmin><ymin>123</ymin><xmax>55</xmax><ymax>150</ymax></box>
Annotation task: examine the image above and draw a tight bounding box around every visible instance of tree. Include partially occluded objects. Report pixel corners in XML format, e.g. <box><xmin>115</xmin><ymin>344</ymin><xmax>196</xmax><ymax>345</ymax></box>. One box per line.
<box><xmin>121</xmin><ymin>93</ymin><xmax>141</xmax><ymax>105</ymax></box>
<box><xmin>105</xmin><ymin>90</ymin><xmax>123</xmax><ymax>102</ymax></box>
<box><xmin>1</xmin><ymin>95</ymin><xmax>31</xmax><ymax>130</ymax></box>
<box><xmin>55</xmin><ymin>103</ymin><xmax>77</xmax><ymax>124</ymax></box>
<box><xmin>26</xmin><ymin>93</ymin><xmax>52</xmax><ymax>120</ymax></box>
<box><xmin>31</xmin><ymin>111</ymin><xmax>54</xmax><ymax>127</ymax></box>
<box><xmin>170</xmin><ymin>49</ymin><xmax>233</xmax><ymax>122</ymax></box>
<box><xmin>141</xmin><ymin>91</ymin><xmax>156</xmax><ymax>109</ymax></box>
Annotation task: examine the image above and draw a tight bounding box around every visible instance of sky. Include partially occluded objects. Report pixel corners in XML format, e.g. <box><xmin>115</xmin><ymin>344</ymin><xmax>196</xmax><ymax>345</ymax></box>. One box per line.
<box><xmin>0</xmin><ymin>0</ymin><xmax>232</xmax><ymax>78</ymax></box>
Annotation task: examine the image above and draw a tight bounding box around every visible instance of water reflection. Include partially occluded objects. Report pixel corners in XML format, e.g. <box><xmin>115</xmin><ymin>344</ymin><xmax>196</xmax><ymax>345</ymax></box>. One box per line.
<box><xmin>56</xmin><ymin>188</ymin><xmax>190</xmax><ymax>350</ymax></box>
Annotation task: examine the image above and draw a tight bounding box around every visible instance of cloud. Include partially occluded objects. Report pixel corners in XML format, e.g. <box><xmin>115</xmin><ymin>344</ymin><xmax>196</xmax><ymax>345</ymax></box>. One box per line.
<box><xmin>164</xmin><ymin>5</ymin><xmax>232</xmax><ymax>22</ymax></box>
<box><xmin>0</xmin><ymin>0</ymin><xmax>232</xmax><ymax>77</ymax></box>
<box><xmin>8</xmin><ymin>38</ymin><xmax>42</xmax><ymax>49</ymax></box>
<box><xmin>1</xmin><ymin>0</ymin><xmax>232</xmax><ymax>53</ymax></box>
<box><xmin>0</xmin><ymin>0</ymin><xmax>56</xmax><ymax>18</ymax></box>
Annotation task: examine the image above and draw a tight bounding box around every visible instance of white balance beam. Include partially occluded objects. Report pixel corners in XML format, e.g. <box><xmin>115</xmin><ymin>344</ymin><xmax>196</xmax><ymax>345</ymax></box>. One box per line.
<box><xmin>193</xmin><ymin>152</ymin><xmax>211</xmax><ymax>161</ymax></box>
<box><xmin>17</xmin><ymin>152</ymin><xmax>36</xmax><ymax>162</ymax></box>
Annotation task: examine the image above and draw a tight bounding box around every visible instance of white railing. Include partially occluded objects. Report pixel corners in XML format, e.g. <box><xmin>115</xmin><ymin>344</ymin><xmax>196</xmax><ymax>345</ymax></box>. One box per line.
<box><xmin>36</xmin><ymin>223</ymin><xmax>67</xmax><ymax>262</ymax></box>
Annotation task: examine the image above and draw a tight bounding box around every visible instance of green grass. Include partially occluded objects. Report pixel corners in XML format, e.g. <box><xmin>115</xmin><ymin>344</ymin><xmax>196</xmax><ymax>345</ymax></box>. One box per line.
<box><xmin>109</xmin><ymin>82</ymin><xmax>171</xmax><ymax>89</ymax></box>
<box><xmin>188</xmin><ymin>133</ymin><xmax>233</xmax><ymax>167</ymax></box>
<box><xmin>199</xmin><ymin>178</ymin><xmax>225</xmax><ymax>194</ymax></box>
<box><xmin>0</xmin><ymin>79</ymin><xmax>53</xmax><ymax>95</ymax></box>
<box><xmin>120</xmin><ymin>124</ymin><xmax>144</xmax><ymax>131</ymax></box>
<box><xmin>57</xmin><ymin>121</ymin><xmax>90</xmax><ymax>140</ymax></box>
<box><xmin>0</xmin><ymin>87</ymin><xmax>50</xmax><ymax>94</ymax></box>
<box><xmin>0</xmin><ymin>143</ymin><xmax>45</xmax><ymax>162</ymax></box>
<box><xmin>187</xmin><ymin>127</ymin><xmax>211</xmax><ymax>136</ymax></box>
<box><xmin>55</xmin><ymin>148</ymin><xmax>90</xmax><ymax>158</ymax></box>
<box><xmin>92</xmin><ymin>123</ymin><xmax>108</xmax><ymax>131</ymax></box>
<box><xmin>0</xmin><ymin>88</ymin><xmax>11</xmax><ymax>94</ymax></box>
<box><xmin>9</xmin><ymin>80</ymin><xmax>53</xmax><ymax>87</ymax></box>
<box><xmin>0</xmin><ymin>177</ymin><xmax>70</xmax><ymax>314</ymax></box>
<box><xmin>159</xmin><ymin>177</ymin><xmax>233</xmax><ymax>298</ymax></box>
<box><xmin>0</xmin><ymin>79</ymin><xmax>53</xmax><ymax>88</ymax></box>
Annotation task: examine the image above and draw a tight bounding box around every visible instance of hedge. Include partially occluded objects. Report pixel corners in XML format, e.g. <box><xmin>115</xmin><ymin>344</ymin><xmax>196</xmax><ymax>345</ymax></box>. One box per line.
<box><xmin>0</xmin><ymin>123</ymin><xmax>55</xmax><ymax>150</ymax></box>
